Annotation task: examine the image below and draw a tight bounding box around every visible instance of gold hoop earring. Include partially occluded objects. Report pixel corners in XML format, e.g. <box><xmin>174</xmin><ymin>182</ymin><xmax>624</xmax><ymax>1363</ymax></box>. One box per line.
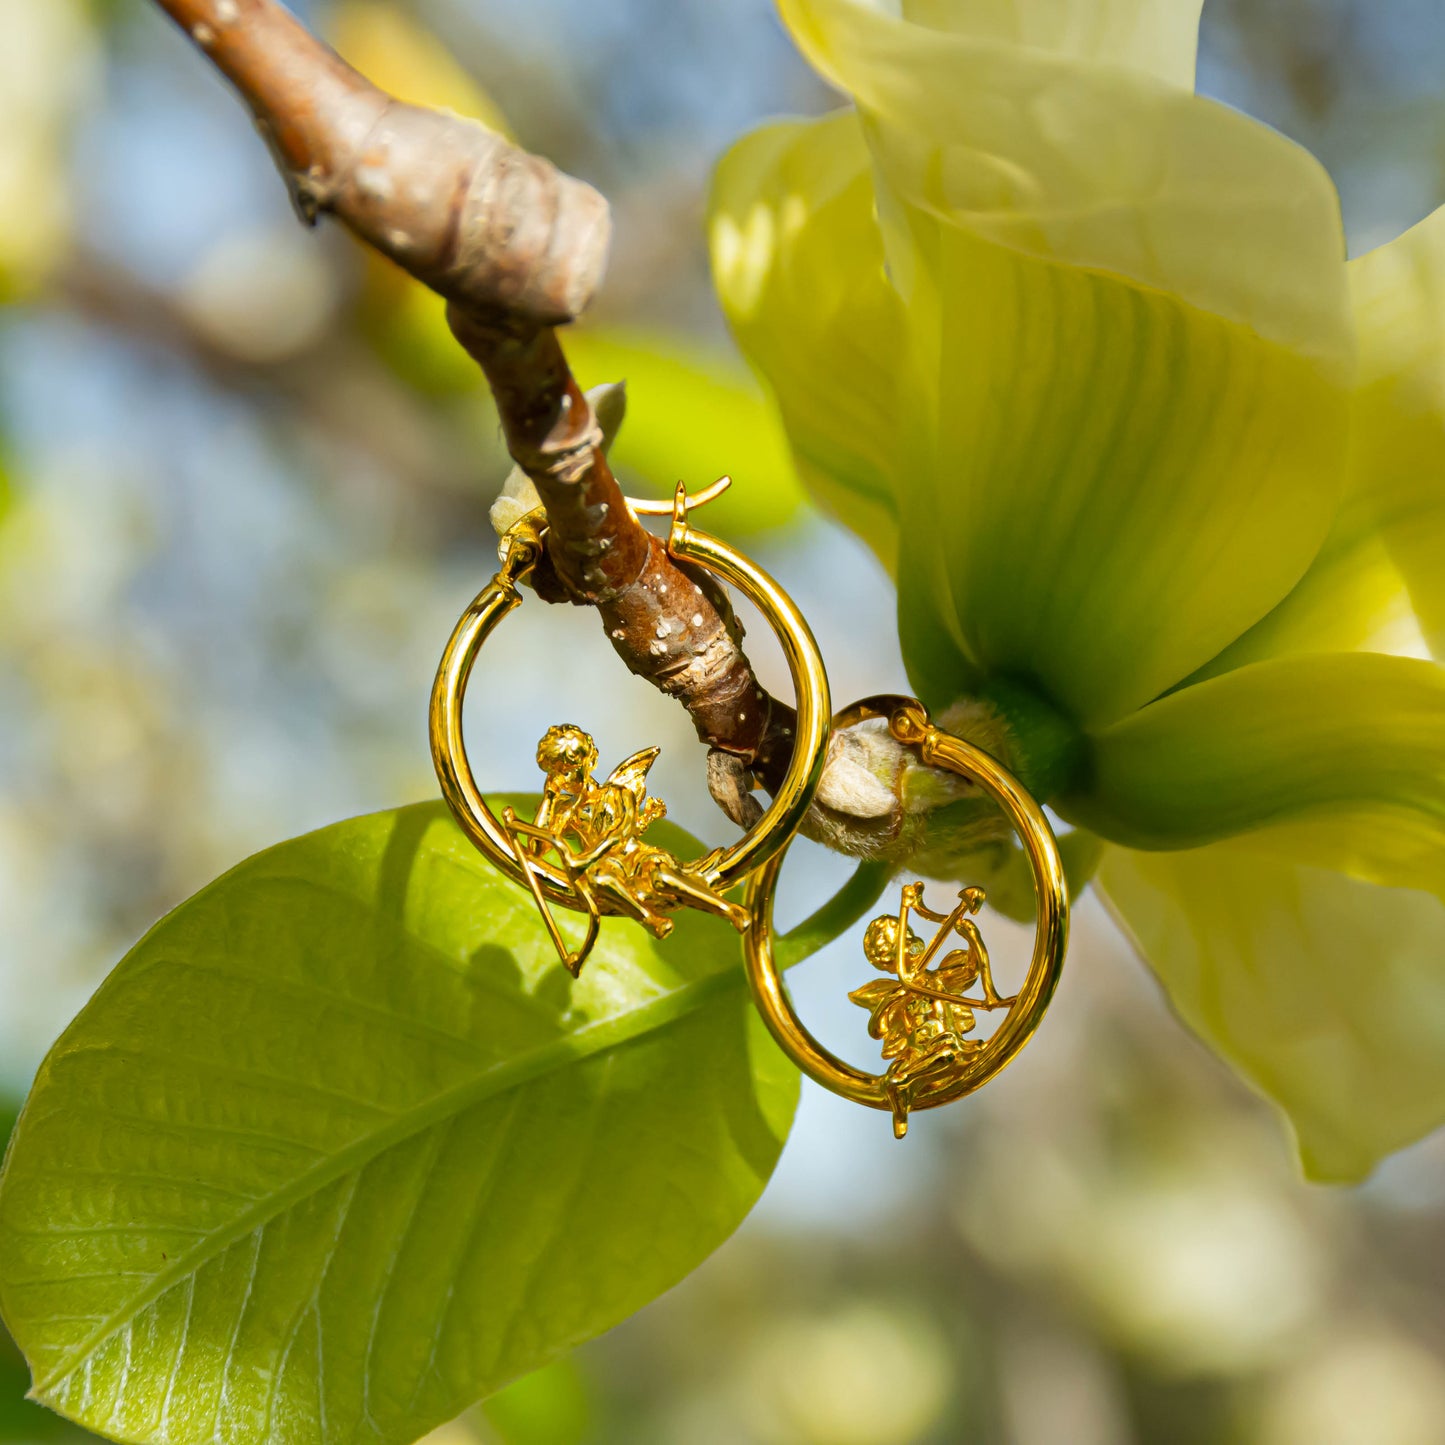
<box><xmin>743</xmin><ymin>696</ymin><xmax>1068</xmax><ymax>1138</ymax></box>
<box><xmin>430</xmin><ymin>483</ymin><xmax>832</xmax><ymax>977</ymax></box>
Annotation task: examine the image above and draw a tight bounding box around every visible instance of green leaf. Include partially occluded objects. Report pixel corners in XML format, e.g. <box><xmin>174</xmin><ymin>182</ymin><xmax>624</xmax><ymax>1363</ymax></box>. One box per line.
<box><xmin>0</xmin><ymin>803</ymin><xmax>797</xmax><ymax>1445</ymax></box>
<box><xmin>0</xmin><ymin>1325</ymin><xmax>86</xmax><ymax>1442</ymax></box>
<box><xmin>1098</xmin><ymin>841</ymin><xmax>1445</xmax><ymax>1182</ymax></box>
<box><xmin>0</xmin><ymin>1107</ymin><xmax>92</xmax><ymax>1442</ymax></box>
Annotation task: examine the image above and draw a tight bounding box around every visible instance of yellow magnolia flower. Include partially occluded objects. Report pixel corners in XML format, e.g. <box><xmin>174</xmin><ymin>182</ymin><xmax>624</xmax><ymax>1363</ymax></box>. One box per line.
<box><xmin>709</xmin><ymin>0</ymin><xmax>1445</xmax><ymax>1181</ymax></box>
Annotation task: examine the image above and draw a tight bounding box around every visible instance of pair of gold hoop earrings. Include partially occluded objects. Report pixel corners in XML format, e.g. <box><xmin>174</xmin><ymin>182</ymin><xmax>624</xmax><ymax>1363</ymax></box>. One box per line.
<box><xmin>430</xmin><ymin>485</ymin><xmax>1069</xmax><ymax>1138</ymax></box>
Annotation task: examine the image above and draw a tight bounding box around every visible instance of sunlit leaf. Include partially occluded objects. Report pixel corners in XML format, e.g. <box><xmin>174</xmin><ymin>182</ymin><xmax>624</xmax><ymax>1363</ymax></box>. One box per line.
<box><xmin>0</xmin><ymin>803</ymin><xmax>796</xmax><ymax>1445</ymax></box>
<box><xmin>0</xmin><ymin>1324</ymin><xmax>75</xmax><ymax>1441</ymax></box>
<box><xmin>0</xmin><ymin>1107</ymin><xmax>89</xmax><ymax>1442</ymax></box>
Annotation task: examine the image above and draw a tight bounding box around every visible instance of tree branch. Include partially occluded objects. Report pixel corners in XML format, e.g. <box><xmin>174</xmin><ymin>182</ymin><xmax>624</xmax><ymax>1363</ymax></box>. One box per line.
<box><xmin>150</xmin><ymin>0</ymin><xmax>608</xmax><ymax>327</ymax></box>
<box><xmin>148</xmin><ymin>0</ymin><xmax>995</xmax><ymax>857</ymax></box>
<box><xmin>150</xmin><ymin>0</ymin><xmax>807</xmax><ymax>815</ymax></box>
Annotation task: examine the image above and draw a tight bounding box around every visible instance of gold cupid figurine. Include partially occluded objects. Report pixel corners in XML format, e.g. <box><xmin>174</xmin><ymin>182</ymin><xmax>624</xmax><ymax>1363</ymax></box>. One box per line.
<box><xmin>850</xmin><ymin>885</ymin><xmax>1016</xmax><ymax>1138</ymax></box>
<box><xmin>502</xmin><ymin>725</ymin><xmax>750</xmax><ymax>976</ymax></box>
<box><xmin>431</xmin><ymin>490</ymin><xmax>832</xmax><ymax>982</ymax></box>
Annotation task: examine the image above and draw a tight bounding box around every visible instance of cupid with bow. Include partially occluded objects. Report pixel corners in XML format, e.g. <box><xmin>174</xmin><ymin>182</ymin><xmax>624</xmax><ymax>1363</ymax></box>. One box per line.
<box><xmin>851</xmin><ymin>883</ymin><xmax>1016</xmax><ymax>1137</ymax></box>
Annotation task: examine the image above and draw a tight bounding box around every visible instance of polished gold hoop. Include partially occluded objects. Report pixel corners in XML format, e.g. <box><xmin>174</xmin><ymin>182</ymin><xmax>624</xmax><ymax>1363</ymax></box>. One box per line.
<box><xmin>429</xmin><ymin>493</ymin><xmax>831</xmax><ymax>971</ymax></box>
<box><xmin>743</xmin><ymin>696</ymin><xmax>1068</xmax><ymax>1137</ymax></box>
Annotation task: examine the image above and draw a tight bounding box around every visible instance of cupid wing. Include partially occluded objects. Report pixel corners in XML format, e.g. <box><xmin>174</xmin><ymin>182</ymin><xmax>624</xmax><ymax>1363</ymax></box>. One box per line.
<box><xmin>848</xmin><ymin>979</ymin><xmax>907</xmax><ymax>1041</ymax></box>
<box><xmin>605</xmin><ymin>745</ymin><xmax>662</xmax><ymax>799</ymax></box>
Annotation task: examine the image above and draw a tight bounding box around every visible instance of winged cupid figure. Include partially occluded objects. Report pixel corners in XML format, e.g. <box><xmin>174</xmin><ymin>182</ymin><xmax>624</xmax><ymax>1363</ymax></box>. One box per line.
<box><xmin>850</xmin><ymin>883</ymin><xmax>1016</xmax><ymax>1138</ymax></box>
<box><xmin>501</xmin><ymin>724</ymin><xmax>750</xmax><ymax>976</ymax></box>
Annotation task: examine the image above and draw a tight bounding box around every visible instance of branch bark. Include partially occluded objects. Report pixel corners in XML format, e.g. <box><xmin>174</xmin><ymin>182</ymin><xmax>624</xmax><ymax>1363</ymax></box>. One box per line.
<box><xmin>149</xmin><ymin>0</ymin><xmax>808</xmax><ymax>818</ymax></box>
<box><xmin>148</xmin><ymin>0</ymin><xmax>991</xmax><ymax>858</ymax></box>
<box><xmin>151</xmin><ymin>0</ymin><xmax>608</xmax><ymax>327</ymax></box>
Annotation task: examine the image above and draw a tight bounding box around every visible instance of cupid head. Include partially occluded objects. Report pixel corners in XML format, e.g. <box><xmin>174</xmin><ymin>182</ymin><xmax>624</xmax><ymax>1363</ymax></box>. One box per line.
<box><xmin>536</xmin><ymin>724</ymin><xmax>597</xmax><ymax>786</ymax></box>
<box><xmin>863</xmin><ymin>914</ymin><xmax>923</xmax><ymax>974</ymax></box>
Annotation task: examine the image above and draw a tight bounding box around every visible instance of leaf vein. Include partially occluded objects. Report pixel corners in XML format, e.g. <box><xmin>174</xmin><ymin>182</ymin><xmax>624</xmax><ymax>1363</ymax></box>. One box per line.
<box><xmin>30</xmin><ymin>967</ymin><xmax>738</xmax><ymax>1396</ymax></box>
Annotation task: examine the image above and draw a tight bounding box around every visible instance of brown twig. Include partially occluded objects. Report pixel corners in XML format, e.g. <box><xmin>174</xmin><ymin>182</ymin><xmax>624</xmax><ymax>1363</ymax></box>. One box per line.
<box><xmin>151</xmin><ymin>0</ymin><xmax>609</xmax><ymax>327</ymax></box>
<box><xmin>147</xmin><ymin>0</ymin><xmax>1011</xmax><ymax>859</ymax></box>
<box><xmin>150</xmin><ymin>0</ymin><xmax>804</xmax><ymax>823</ymax></box>
<box><xmin>445</xmin><ymin>315</ymin><xmax>797</xmax><ymax>787</ymax></box>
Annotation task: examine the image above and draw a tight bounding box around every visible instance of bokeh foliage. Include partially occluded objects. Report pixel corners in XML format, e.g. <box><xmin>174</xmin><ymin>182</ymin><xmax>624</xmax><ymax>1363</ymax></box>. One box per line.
<box><xmin>2</xmin><ymin>2</ymin><xmax>1445</xmax><ymax>1443</ymax></box>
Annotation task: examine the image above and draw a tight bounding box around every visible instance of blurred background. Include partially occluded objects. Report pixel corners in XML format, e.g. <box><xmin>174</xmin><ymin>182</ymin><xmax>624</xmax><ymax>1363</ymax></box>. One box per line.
<box><xmin>4</xmin><ymin>0</ymin><xmax>1445</xmax><ymax>1441</ymax></box>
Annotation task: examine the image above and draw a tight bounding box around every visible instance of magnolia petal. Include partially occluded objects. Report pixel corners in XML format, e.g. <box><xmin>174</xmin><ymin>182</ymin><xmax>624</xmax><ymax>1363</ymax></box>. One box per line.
<box><xmin>1193</xmin><ymin>204</ymin><xmax>1445</xmax><ymax>676</ymax></box>
<box><xmin>1070</xmin><ymin>652</ymin><xmax>1445</xmax><ymax>901</ymax></box>
<box><xmin>773</xmin><ymin>0</ymin><xmax>1352</xmax><ymax>727</ymax></box>
<box><xmin>710</xmin><ymin>110</ymin><xmax>908</xmax><ymax>569</ymax></box>
<box><xmin>898</xmin><ymin>229</ymin><xmax>1350</xmax><ymax>726</ymax></box>
<box><xmin>1341</xmin><ymin>206</ymin><xmax>1445</xmax><ymax>657</ymax></box>
<box><xmin>896</xmin><ymin>0</ymin><xmax>1204</xmax><ymax>88</ymax></box>
<box><xmin>1176</xmin><ymin>494</ymin><xmax>1425</xmax><ymax>683</ymax></box>
<box><xmin>779</xmin><ymin>0</ymin><xmax>1348</xmax><ymax>357</ymax></box>
<box><xmin>1098</xmin><ymin>842</ymin><xmax>1445</xmax><ymax>1181</ymax></box>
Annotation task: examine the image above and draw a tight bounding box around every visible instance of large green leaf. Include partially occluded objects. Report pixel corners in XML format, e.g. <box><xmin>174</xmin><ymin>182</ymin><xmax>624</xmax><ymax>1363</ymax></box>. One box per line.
<box><xmin>0</xmin><ymin>1106</ymin><xmax>91</xmax><ymax>1443</ymax></box>
<box><xmin>0</xmin><ymin>803</ymin><xmax>796</xmax><ymax>1445</ymax></box>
